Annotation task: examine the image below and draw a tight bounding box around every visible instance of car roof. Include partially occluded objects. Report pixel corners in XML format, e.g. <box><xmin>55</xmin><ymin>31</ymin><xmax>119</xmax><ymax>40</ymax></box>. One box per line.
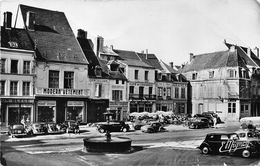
<box><xmin>207</xmin><ymin>132</ymin><xmax>237</xmax><ymax>136</ymax></box>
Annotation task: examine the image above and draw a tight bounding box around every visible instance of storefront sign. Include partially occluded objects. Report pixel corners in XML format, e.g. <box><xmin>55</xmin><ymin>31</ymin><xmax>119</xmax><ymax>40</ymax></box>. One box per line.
<box><xmin>67</xmin><ymin>101</ymin><xmax>84</xmax><ymax>106</ymax></box>
<box><xmin>112</xmin><ymin>85</ymin><xmax>125</xmax><ymax>89</ymax></box>
<box><xmin>89</xmin><ymin>79</ymin><xmax>109</xmax><ymax>83</ymax></box>
<box><xmin>38</xmin><ymin>100</ymin><xmax>56</xmax><ymax>106</ymax></box>
<box><xmin>129</xmin><ymin>82</ymin><xmax>153</xmax><ymax>87</ymax></box>
<box><xmin>36</xmin><ymin>88</ymin><xmax>90</xmax><ymax>97</ymax></box>
<box><xmin>1</xmin><ymin>98</ymin><xmax>34</xmax><ymax>103</ymax></box>
<box><xmin>157</xmin><ymin>82</ymin><xmax>172</xmax><ymax>86</ymax></box>
<box><xmin>109</xmin><ymin>102</ymin><xmax>128</xmax><ymax>107</ymax></box>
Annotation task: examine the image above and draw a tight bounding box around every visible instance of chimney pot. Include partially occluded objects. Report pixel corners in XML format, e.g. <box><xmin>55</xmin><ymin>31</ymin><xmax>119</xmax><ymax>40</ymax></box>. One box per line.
<box><xmin>247</xmin><ymin>47</ymin><xmax>251</xmax><ymax>57</ymax></box>
<box><xmin>146</xmin><ymin>49</ymin><xmax>148</xmax><ymax>59</ymax></box>
<box><xmin>190</xmin><ymin>53</ymin><xmax>194</xmax><ymax>61</ymax></box>
<box><xmin>4</xmin><ymin>12</ymin><xmax>12</xmax><ymax>29</ymax></box>
<box><xmin>77</xmin><ymin>29</ymin><xmax>86</xmax><ymax>38</ymax></box>
<box><xmin>169</xmin><ymin>62</ymin><xmax>173</xmax><ymax>68</ymax></box>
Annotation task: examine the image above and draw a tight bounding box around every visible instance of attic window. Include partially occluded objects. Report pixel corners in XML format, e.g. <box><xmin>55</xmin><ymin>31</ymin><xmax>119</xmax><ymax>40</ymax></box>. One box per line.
<box><xmin>192</xmin><ymin>73</ymin><xmax>197</xmax><ymax>80</ymax></box>
<box><xmin>157</xmin><ymin>72</ymin><xmax>162</xmax><ymax>80</ymax></box>
<box><xmin>95</xmin><ymin>66</ymin><xmax>102</xmax><ymax>77</ymax></box>
<box><xmin>209</xmin><ymin>71</ymin><xmax>214</xmax><ymax>78</ymax></box>
<box><xmin>8</xmin><ymin>42</ymin><xmax>18</xmax><ymax>48</ymax></box>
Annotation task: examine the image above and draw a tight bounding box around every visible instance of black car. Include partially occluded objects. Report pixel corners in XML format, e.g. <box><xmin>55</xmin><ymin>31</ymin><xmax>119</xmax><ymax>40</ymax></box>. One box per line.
<box><xmin>189</xmin><ymin>117</ymin><xmax>211</xmax><ymax>129</ymax></box>
<box><xmin>140</xmin><ymin>121</ymin><xmax>166</xmax><ymax>133</ymax></box>
<box><xmin>97</xmin><ymin>121</ymin><xmax>130</xmax><ymax>133</ymax></box>
<box><xmin>8</xmin><ymin>124</ymin><xmax>28</xmax><ymax>138</ymax></box>
<box><xmin>201</xmin><ymin>112</ymin><xmax>223</xmax><ymax>124</ymax></box>
<box><xmin>193</xmin><ymin>114</ymin><xmax>214</xmax><ymax>126</ymax></box>
<box><xmin>198</xmin><ymin>133</ymin><xmax>260</xmax><ymax>158</ymax></box>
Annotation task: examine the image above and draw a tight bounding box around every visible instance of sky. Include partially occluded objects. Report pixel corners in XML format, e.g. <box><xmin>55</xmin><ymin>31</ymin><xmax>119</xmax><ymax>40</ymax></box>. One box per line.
<box><xmin>1</xmin><ymin>0</ymin><xmax>260</xmax><ymax>66</ymax></box>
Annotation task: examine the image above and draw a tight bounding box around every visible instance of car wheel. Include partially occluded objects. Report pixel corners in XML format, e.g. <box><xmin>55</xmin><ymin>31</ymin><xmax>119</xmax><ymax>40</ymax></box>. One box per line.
<box><xmin>201</xmin><ymin>146</ymin><xmax>210</xmax><ymax>155</ymax></box>
<box><xmin>99</xmin><ymin>128</ymin><xmax>105</xmax><ymax>133</ymax></box>
<box><xmin>122</xmin><ymin>128</ymin><xmax>128</xmax><ymax>132</ymax></box>
<box><xmin>242</xmin><ymin>149</ymin><xmax>251</xmax><ymax>158</ymax></box>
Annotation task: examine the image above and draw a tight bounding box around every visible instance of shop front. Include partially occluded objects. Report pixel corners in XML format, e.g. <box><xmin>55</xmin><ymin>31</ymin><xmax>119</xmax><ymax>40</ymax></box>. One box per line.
<box><xmin>87</xmin><ymin>99</ymin><xmax>109</xmax><ymax>123</ymax></box>
<box><xmin>156</xmin><ymin>100</ymin><xmax>173</xmax><ymax>112</ymax></box>
<box><xmin>0</xmin><ymin>98</ymin><xmax>34</xmax><ymax>127</ymax></box>
<box><xmin>129</xmin><ymin>101</ymin><xmax>154</xmax><ymax>113</ymax></box>
<box><xmin>35</xmin><ymin>98</ymin><xmax>86</xmax><ymax>124</ymax></box>
<box><xmin>109</xmin><ymin>101</ymin><xmax>128</xmax><ymax>121</ymax></box>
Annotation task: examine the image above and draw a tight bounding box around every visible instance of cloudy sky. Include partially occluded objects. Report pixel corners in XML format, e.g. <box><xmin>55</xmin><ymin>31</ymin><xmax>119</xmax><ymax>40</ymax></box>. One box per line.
<box><xmin>1</xmin><ymin>0</ymin><xmax>260</xmax><ymax>65</ymax></box>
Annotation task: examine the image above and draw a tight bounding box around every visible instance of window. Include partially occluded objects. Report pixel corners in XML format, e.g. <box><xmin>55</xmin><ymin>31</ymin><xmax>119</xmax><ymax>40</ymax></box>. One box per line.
<box><xmin>10</xmin><ymin>81</ymin><xmax>18</xmax><ymax>95</ymax></box>
<box><xmin>181</xmin><ymin>88</ymin><xmax>185</xmax><ymax>98</ymax></box>
<box><xmin>23</xmin><ymin>61</ymin><xmax>30</xmax><ymax>74</ymax></box>
<box><xmin>157</xmin><ymin>73</ymin><xmax>162</xmax><ymax>80</ymax></box>
<box><xmin>95</xmin><ymin>84</ymin><xmax>102</xmax><ymax>97</ymax></box>
<box><xmin>49</xmin><ymin>70</ymin><xmax>59</xmax><ymax>88</ymax></box>
<box><xmin>157</xmin><ymin>87</ymin><xmax>163</xmax><ymax>97</ymax></box>
<box><xmin>228</xmin><ymin>102</ymin><xmax>236</xmax><ymax>113</ymax></box>
<box><xmin>145</xmin><ymin>71</ymin><xmax>148</xmax><ymax>80</ymax></box>
<box><xmin>229</xmin><ymin>70</ymin><xmax>235</xmax><ymax>78</ymax></box>
<box><xmin>175</xmin><ymin>87</ymin><xmax>179</xmax><ymax>98</ymax></box>
<box><xmin>116</xmin><ymin>80</ymin><xmax>119</xmax><ymax>84</ymax></box>
<box><xmin>207</xmin><ymin>86</ymin><xmax>213</xmax><ymax>98</ymax></box>
<box><xmin>0</xmin><ymin>81</ymin><xmax>5</xmax><ymax>95</ymax></box>
<box><xmin>11</xmin><ymin>60</ymin><xmax>18</xmax><ymax>74</ymax></box>
<box><xmin>149</xmin><ymin>87</ymin><xmax>153</xmax><ymax>95</ymax></box>
<box><xmin>166</xmin><ymin>88</ymin><xmax>171</xmax><ymax>98</ymax></box>
<box><xmin>23</xmin><ymin>82</ymin><xmax>30</xmax><ymax>95</ymax></box>
<box><xmin>122</xmin><ymin>80</ymin><xmax>125</xmax><ymax>84</ymax></box>
<box><xmin>217</xmin><ymin>86</ymin><xmax>222</xmax><ymax>97</ymax></box>
<box><xmin>192</xmin><ymin>73</ymin><xmax>197</xmax><ymax>80</ymax></box>
<box><xmin>112</xmin><ymin>90</ymin><xmax>122</xmax><ymax>101</ymax></box>
<box><xmin>135</xmin><ymin>70</ymin><xmax>139</xmax><ymax>79</ymax></box>
<box><xmin>64</xmin><ymin>72</ymin><xmax>74</xmax><ymax>89</ymax></box>
<box><xmin>209</xmin><ymin>71</ymin><xmax>214</xmax><ymax>78</ymax></box>
<box><xmin>95</xmin><ymin>68</ymin><xmax>102</xmax><ymax>77</ymax></box>
<box><xmin>1</xmin><ymin>59</ymin><xmax>6</xmax><ymax>73</ymax></box>
<box><xmin>129</xmin><ymin>86</ymin><xmax>134</xmax><ymax>94</ymax></box>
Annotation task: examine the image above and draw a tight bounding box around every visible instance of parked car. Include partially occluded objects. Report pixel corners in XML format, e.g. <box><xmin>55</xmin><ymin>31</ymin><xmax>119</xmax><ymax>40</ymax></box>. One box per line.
<box><xmin>189</xmin><ymin>117</ymin><xmax>211</xmax><ymax>129</ymax></box>
<box><xmin>240</xmin><ymin>116</ymin><xmax>260</xmax><ymax>130</ymax></box>
<box><xmin>97</xmin><ymin>121</ymin><xmax>130</xmax><ymax>133</ymax></box>
<box><xmin>46</xmin><ymin>122</ymin><xmax>64</xmax><ymax>134</ymax></box>
<box><xmin>235</xmin><ymin>129</ymin><xmax>260</xmax><ymax>141</ymax></box>
<box><xmin>132</xmin><ymin>120</ymin><xmax>144</xmax><ymax>130</ymax></box>
<box><xmin>198</xmin><ymin>132</ymin><xmax>260</xmax><ymax>158</ymax></box>
<box><xmin>63</xmin><ymin>120</ymin><xmax>79</xmax><ymax>133</ymax></box>
<box><xmin>141</xmin><ymin>121</ymin><xmax>166</xmax><ymax>133</ymax></box>
<box><xmin>193</xmin><ymin>114</ymin><xmax>214</xmax><ymax>126</ymax></box>
<box><xmin>27</xmin><ymin>123</ymin><xmax>48</xmax><ymax>135</ymax></box>
<box><xmin>8</xmin><ymin>124</ymin><xmax>28</xmax><ymax>138</ymax></box>
<box><xmin>201</xmin><ymin>112</ymin><xmax>223</xmax><ymax>124</ymax></box>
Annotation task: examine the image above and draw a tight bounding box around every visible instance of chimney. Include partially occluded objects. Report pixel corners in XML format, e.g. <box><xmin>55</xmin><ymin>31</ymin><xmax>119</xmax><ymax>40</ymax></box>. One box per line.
<box><xmin>26</xmin><ymin>11</ymin><xmax>35</xmax><ymax>31</ymax></box>
<box><xmin>190</xmin><ymin>53</ymin><xmax>194</xmax><ymax>61</ymax></box>
<box><xmin>146</xmin><ymin>49</ymin><xmax>148</xmax><ymax>59</ymax></box>
<box><xmin>247</xmin><ymin>47</ymin><xmax>251</xmax><ymax>57</ymax></box>
<box><xmin>96</xmin><ymin>36</ymin><xmax>104</xmax><ymax>57</ymax></box>
<box><xmin>230</xmin><ymin>45</ymin><xmax>235</xmax><ymax>52</ymax></box>
<box><xmin>77</xmin><ymin>29</ymin><xmax>86</xmax><ymax>38</ymax></box>
<box><xmin>110</xmin><ymin>45</ymin><xmax>113</xmax><ymax>50</ymax></box>
<box><xmin>169</xmin><ymin>62</ymin><xmax>173</xmax><ymax>68</ymax></box>
<box><xmin>254</xmin><ymin>47</ymin><xmax>259</xmax><ymax>58</ymax></box>
<box><xmin>3</xmin><ymin>12</ymin><xmax>12</xmax><ymax>29</ymax></box>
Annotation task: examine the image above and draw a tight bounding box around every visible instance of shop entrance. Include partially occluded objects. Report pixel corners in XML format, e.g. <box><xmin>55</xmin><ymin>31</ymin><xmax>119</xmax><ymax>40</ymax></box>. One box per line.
<box><xmin>66</xmin><ymin>107</ymin><xmax>83</xmax><ymax>122</ymax></box>
<box><xmin>8</xmin><ymin>107</ymin><xmax>31</xmax><ymax>125</ymax></box>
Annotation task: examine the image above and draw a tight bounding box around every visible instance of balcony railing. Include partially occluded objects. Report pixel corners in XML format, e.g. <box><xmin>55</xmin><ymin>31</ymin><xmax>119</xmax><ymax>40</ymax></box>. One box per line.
<box><xmin>129</xmin><ymin>94</ymin><xmax>156</xmax><ymax>100</ymax></box>
<box><xmin>35</xmin><ymin>88</ymin><xmax>90</xmax><ymax>97</ymax></box>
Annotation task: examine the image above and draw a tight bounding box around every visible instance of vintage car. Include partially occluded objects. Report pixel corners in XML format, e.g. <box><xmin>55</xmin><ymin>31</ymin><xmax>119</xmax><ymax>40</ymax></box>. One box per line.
<box><xmin>141</xmin><ymin>121</ymin><xmax>166</xmax><ymax>133</ymax></box>
<box><xmin>236</xmin><ymin>129</ymin><xmax>260</xmax><ymax>141</ymax></box>
<box><xmin>189</xmin><ymin>117</ymin><xmax>211</xmax><ymax>129</ymax></box>
<box><xmin>240</xmin><ymin>116</ymin><xmax>260</xmax><ymax>130</ymax></box>
<box><xmin>63</xmin><ymin>120</ymin><xmax>79</xmax><ymax>133</ymax></box>
<box><xmin>27</xmin><ymin>123</ymin><xmax>48</xmax><ymax>135</ymax></box>
<box><xmin>201</xmin><ymin>112</ymin><xmax>223</xmax><ymax>124</ymax></box>
<box><xmin>198</xmin><ymin>133</ymin><xmax>260</xmax><ymax>158</ymax></box>
<box><xmin>46</xmin><ymin>122</ymin><xmax>64</xmax><ymax>134</ymax></box>
<box><xmin>96</xmin><ymin>121</ymin><xmax>130</xmax><ymax>133</ymax></box>
<box><xmin>8</xmin><ymin>124</ymin><xmax>28</xmax><ymax>138</ymax></box>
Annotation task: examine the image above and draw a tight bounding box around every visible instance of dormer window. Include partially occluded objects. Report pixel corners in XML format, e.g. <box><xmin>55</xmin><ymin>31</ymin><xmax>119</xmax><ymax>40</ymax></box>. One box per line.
<box><xmin>26</xmin><ymin>11</ymin><xmax>35</xmax><ymax>31</ymax></box>
<box><xmin>167</xmin><ymin>74</ymin><xmax>171</xmax><ymax>81</ymax></box>
<box><xmin>209</xmin><ymin>71</ymin><xmax>214</xmax><ymax>78</ymax></box>
<box><xmin>95</xmin><ymin>66</ymin><xmax>102</xmax><ymax>77</ymax></box>
<box><xmin>192</xmin><ymin>73</ymin><xmax>197</xmax><ymax>80</ymax></box>
<box><xmin>157</xmin><ymin>72</ymin><xmax>162</xmax><ymax>80</ymax></box>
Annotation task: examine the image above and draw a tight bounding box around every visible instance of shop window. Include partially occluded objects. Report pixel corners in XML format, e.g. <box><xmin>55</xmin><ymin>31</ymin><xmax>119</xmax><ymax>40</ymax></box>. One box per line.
<box><xmin>49</xmin><ymin>70</ymin><xmax>59</xmax><ymax>88</ymax></box>
<box><xmin>95</xmin><ymin>84</ymin><xmax>102</xmax><ymax>97</ymax></box>
<box><xmin>112</xmin><ymin>90</ymin><xmax>122</xmax><ymax>101</ymax></box>
<box><xmin>10</xmin><ymin>81</ymin><xmax>18</xmax><ymax>95</ymax></box>
<box><xmin>23</xmin><ymin>61</ymin><xmax>30</xmax><ymax>74</ymax></box>
<box><xmin>145</xmin><ymin>71</ymin><xmax>148</xmax><ymax>81</ymax></box>
<box><xmin>135</xmin><ymin>70</ymin><xmax>139</xmax><ymax>79</ymax></box>
<box><xmin>11</xmin><ymin>60</ymin><xmax>18</xmax><ymax>74</ymax></box>
<box><xmin>64</xmin><ymin>71</ymin><xmax>74</xmax><ymax>89</ymax></box>
<box><xmin>175</xmin><ymin>87</ymin><xmax>179</xmax><ymax>98</ymax></box>
<box><xmin>145</xmin><ymin>104</ymin><xmax>152</xmax><ymax>112</ymax></box>
<box><xmin>8</xmin><ymin>107</ymin><xmax>31</xmax><ymax>125</ymax></box>
<box><xmin>181</xmin><ymin>88</ymin><xmax>185</xmax><ymax>98</ymax></box>
<box><xmin>0</xmin><ymin>81</ymin><xmax>5</xmax><ymax>95</ymax></box>
<box><xmin>1</xmin><ymin>59</ymin><xmax>6</xmax><ymax>73</ymax></box>
<box><xmin>23</xmin><ymin>82</ymin><xmax>30</xmax><ymax>96</ymax></box>
<box><xmin>66</xmin><ymin>107</ymin><xmax>82</xmax><ymax>122</ymax></box>
<box><xmin>38</xmin><ymin>106</ymin><xmax>55</xmax><ymax>122</ymax></box>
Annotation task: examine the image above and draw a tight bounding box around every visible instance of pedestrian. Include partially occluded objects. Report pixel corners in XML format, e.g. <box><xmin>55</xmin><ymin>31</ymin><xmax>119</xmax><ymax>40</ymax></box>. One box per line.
<box><xmin>213</xmin><ymin>115</ymin><xmax>217</xmax><ymax>129</ymax></box>
<box><xmin>75</xmin><ymin>121</ymin><xmax>80</xmax><ymax>134</ymax></box>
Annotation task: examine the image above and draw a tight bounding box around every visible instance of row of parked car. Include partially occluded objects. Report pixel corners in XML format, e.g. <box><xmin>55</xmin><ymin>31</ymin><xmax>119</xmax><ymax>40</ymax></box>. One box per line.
<box><xmin>8</xmin><ymin>120</ymin><xmax>79</xmax><ymax>138</ymax></box>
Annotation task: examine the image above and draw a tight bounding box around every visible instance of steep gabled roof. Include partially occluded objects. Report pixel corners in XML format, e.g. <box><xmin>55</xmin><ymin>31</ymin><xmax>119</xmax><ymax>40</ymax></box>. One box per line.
<box><xmin>225</xmin><ymin>42</ymin><xmax>260</xmax><ymax>67</ymax></box>
<box><xmin>114</xmin><ymin>49</ymin><xmax>154</xmax><ymax>68</ymax></box>
<box><xmin>1</xmin><ymin>27</ymin><xmax>33</xmax><ymax>51</ymax></box>
<box><xmin>137</xmin><ymin>53</ymin><xmax>163</xmax><ymax>70</ymax></box>
<box><xmin>181</xmin><ymin>50</ymin><xmax>247</xmax><ymax>72</ymax></box>
<box><xmin>101</xmin><ymin>46</ymin><xmax>118</xmax><ymax>56</ymax></box>
<box><xmin>19</xmin><ymin>4</ymin><xmax>88</xmax><ymax>64</ymax></box>
<box><xmin>161</xmin><ymin>61</ymin><xmax>178</xmax><ymax>74</ymax></box>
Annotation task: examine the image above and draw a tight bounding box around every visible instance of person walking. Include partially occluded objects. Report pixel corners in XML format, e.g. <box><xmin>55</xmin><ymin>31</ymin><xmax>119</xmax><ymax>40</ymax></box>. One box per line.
<box><xmin>213</xmin><ymin>115</ymin><xmax>217</xmax><ymax>129</ymax></box>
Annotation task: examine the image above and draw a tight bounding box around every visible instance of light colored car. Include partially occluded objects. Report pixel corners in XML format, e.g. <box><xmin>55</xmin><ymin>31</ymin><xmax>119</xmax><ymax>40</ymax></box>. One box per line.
<box><xmin>27</xmin><ymin>123</ymin><xmax>47</xmax><ymax>135</ymax></box>
<box><xmin>141</xmin><ymin>122</ymin><xmax>165</xmax><ymax>133</ymax></box>
<box><xmin>235</xmin><ymin>129</ymin><xmax>260</xmax><ymax>141</ymax></box>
